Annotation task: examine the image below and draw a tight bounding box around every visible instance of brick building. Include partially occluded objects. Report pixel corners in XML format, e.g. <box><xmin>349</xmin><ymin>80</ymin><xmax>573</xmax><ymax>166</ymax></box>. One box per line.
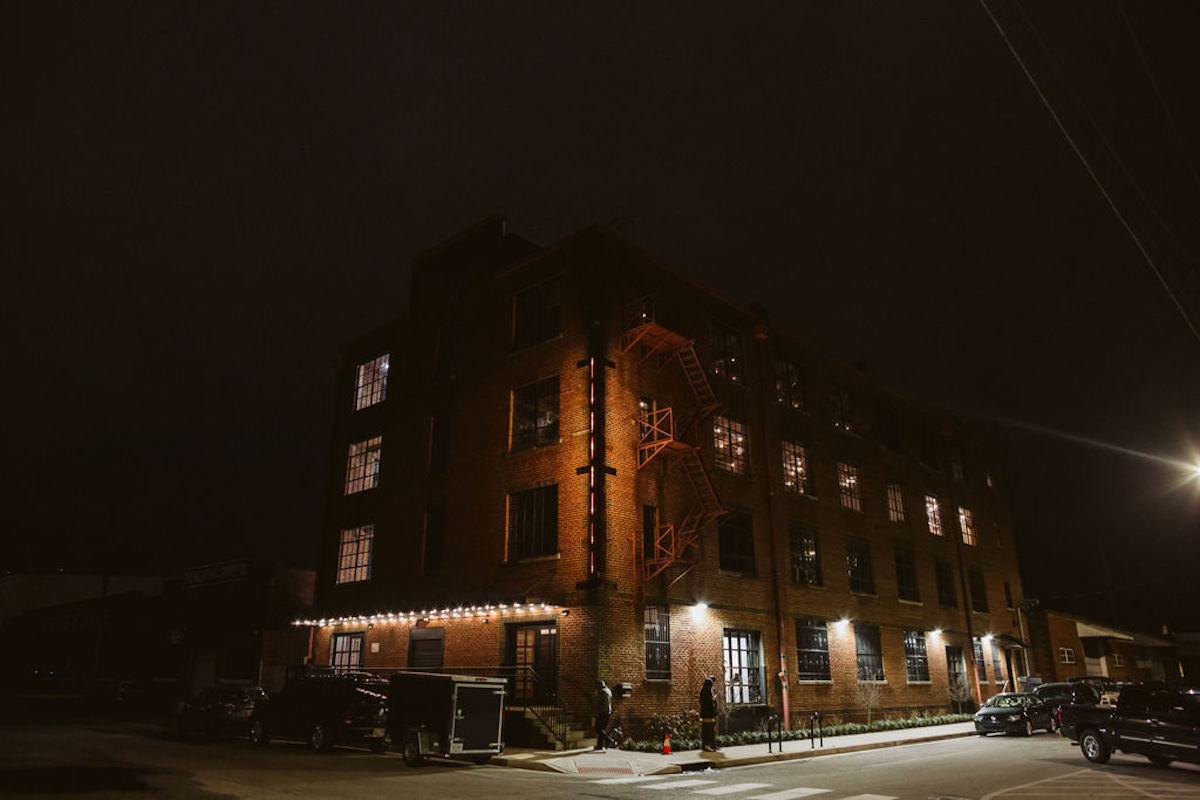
<box><xmin>1023</xmin><ymin>607</ymin><xmax>1178</xmax><ymax>685</ymax></box>
<box><xmin>301</xmin><ymin>217</ymin><xmax>1029</xmax><ymax>734</ymax></box>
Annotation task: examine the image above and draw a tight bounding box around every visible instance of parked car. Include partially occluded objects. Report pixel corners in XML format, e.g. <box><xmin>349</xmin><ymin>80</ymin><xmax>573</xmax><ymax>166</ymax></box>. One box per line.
<box><xmin>1067</xmin><ymin>676</ymin><xmax>1122</xmax><ymax>705</ymax></box>
<box><xmin>249</xmin><ymin>668</ymin><xmax>389</xmax><ymax>753</ymax></box>
<box><xmin>1060</xmin><ymin>683</ymin><xmax>1200</xmax><ymax>769</ymax></box>
<box><xmin>1033</xmin><ymin>682</ymin><xmax>1099</xmax><ymax>728</ymax></box>
<box><xmin>974</xmin><ymin>692</ymin><xmax>1057</xmax><ymax>736</ymax></box>
<box><xmin>177</xmin><ymin>684</ymin><xmax>266</xmax><ymax>739</ymax></box>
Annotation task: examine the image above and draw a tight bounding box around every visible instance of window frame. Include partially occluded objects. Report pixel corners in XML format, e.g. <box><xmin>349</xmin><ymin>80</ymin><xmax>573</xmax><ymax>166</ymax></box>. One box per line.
<box><xmin>510</xmin><ymin>375</ymin><xmax>560</xmax><ymax>451</ymax></box>
<box><xmin>331</xmin><ymin>632</ymin><xmax>365</xmax><ymax>672</ymax></box>
<box><xmin>894</xmin><ymin>545</ymin><xmax>920</xmax><ymax>603</ymax></box>
<box><xmin>788</xmin><ymin>521</ymin><xmax>822</xmax><ymax>587</ymax></box>
<box><xmin>855</xmin><ymin>623</ymin><xmax>885</xmax><ymax>682</ymax></box>
<box><xmin>775</xmin><ymin>359</ymin><xmax>804</xmax><ymax>409</ymax></box>
<box><xmin>722</xmin><ymin>628</ymin><xmax>764</xmax><ymax>703</ymax></box>
<box><xmin>344</xmin><ymin>436</ymin><xmax>382</xmax><ymax>495</ymax></box>
<box><xmin>336</xmin><ymin>524</ymin><xmax>375</xmax><ymax>584</ymax></box>
<box><xmin>718</xmin><ymin>511</ymin><xmax>757</xmax><ymax>577</ymax></box>
<box><xmin>712</xmin><ymin>414</ymin><xmax>748</xmax><ymax>475</ymax></box>
<box><xmin>904</xmin><ymin>630</ymin><xmax>930</xmax><ymax>682</ymax></box>
<box><xmin>644</xmin><ymin>605</ymin><xmax>672</xmax><ymax>681</ymax></box>
<box><xmin>506</xmin><ymin>484</ymin><xmax>559</xmax><ymax>561</ymax></box>
<box><xmin>925</xmin><ymin>494</ymin><xmax>943</xmax><ymax>536</ymax></box>
<box><xmin>968</xmin><ymin>567</ymin><xmax>989</xmax><ymax>613</ymax></box>
<box><xmin>829</xmin><ymin>384</ymin><xmax>854</xmax><ymax>432</ymax></box>
<box><xmin>709</xmin><ymin>321</ymin><xmax>745</xmax><ymax>383</ymax></box>
<box><xmin>1059</xmin><ymin>647</ymin><xmax>1076</xmax><ymax>665</ymax></box>
<box><xmin>795</xmin><ymin>617</ymin><xmax>831</xmax><ymax>681</ymax></box>
<box><xmin>837</xmin><ymin>462</ymin><xmax>862</xmax><ymax>511</ymax></box>
<box><xmin>958</xmin><ymin>506</ymin><xmax>977</xmax><ymax>546</ymax></box>
<box><xmin>781</xmin><ymin>441</ymin><xmax>811</xmax><ymax>495</ymax></box>
<box><xmin>353</xmin><ymin>354</ymin><xmax>390</xmax><ymax>411</ymax></box>
<box><xmin>846</xmin><ymin>537</ymin><xmax>875</xmax><ymax>594</ymax></box>
<box><xmin>935</xmin><ymin>559</ymin><xmax>958</xmax><ymax>607</ymax></box>
<box><xmin>886</xmin><ymin>482</ymin><xmax>906</xmax><ymax>523</ymax></box>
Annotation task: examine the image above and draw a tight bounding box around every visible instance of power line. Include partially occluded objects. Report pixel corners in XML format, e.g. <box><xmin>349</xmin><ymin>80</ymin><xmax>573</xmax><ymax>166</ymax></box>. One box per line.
<box><xmin>978</xmin><ymin>0</ymin><xmax>1200</xmax><ymax>347</ymax></box>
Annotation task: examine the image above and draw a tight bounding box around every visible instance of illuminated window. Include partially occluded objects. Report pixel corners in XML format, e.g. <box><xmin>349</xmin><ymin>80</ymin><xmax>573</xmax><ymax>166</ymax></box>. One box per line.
<box><xmin>1111</xmin><ymin>651</ymin><xmax>1124</xmax><ymax>668</ymax></box>
<box><xmin>507</xmin><ymin>484</ymin><xmax>558</xmax><ymax>560</ymax></box>
<box><xmin>344</xmin><ymin>436</ymin><xmax>382</xmax><ymax>494</ymax></box>
<box><xmin>709</xmin><ymin>322</ymin><xmax>744</xmax><ymax>383</ymax></box>
<box><xmin>958</xmin><ymin>507</ymin><xmax>976</xmax><ymax>546</ymax></box>
<box><xmin>713</xmin><ymin>415</ymin><xmax>747</xmax><ymax>474</ymax></box>
<box><xmin>935</xmin><ymin>559</ymin><xmax>957</xmax><ymax>607</ymax></box>
<box><xmin>718</xmin><ymin>512</ymin><xmax>756</xmax><ymax>576</ymax></box>
<box><xmin>1059</xmin><ymin>647</ymin><xmax>1076</xmax><ymax>664</ymax></box>
<box><xmin>855</xmin><ymin>624</ymin><xmax>884</xmax><ymax>681</ymax></box>
<box><xmin>905</xmin><ymin>630</ymin><xmax>930</xmax><ymax>682</ymax></box>
<box><xmin>846</xmin><ymin>537</ymin><xmax>874</xmax><ymax>594</ymax></box>
<box><xmin>829</xmin><ymin>385</ymin><xmax>853</xmax><ymax>432</ymax></box>
<box><xmin>775</xmin><ymin>360</ymin><xmax>804</xmax><ymax>409</ymax></box>
<box><xmin>331</xmin><ymin>633</ymin><xmax>364</xmax><ymax>672</ymax></box>
<box><xmin>781</xmin><ymin>442</ymin><xmax>810</xmax><ymax>494</ymax></box>
<box><xmin>886</xmin><ymin>483</ymin><xmax>906</xmax><ymax>522</ymax></box>
<box><xmin>795</xmin><ymin>617</ymin><xmax>831</xmax><ymax>681</ymax></box>
<box><xmin>722</xmin><ymin>629</ymin><xmax>764</xmax><ymax>703</ymax></box>
<box><xmin>925</xmin><ymin>494</ymin><xmax>943</xmax><ymax>536</ymax></box>
<box><xmin>513</xmin><ymin>276</ymin><xmax>562</xmax><ymax>350</ymax></box>
<box><xmin>838</xmin><ymin>462</ymin><xmax>862</xmax><ymax>511</ymax></box>
<box><xmin>973</xmin><ymin>637</ymin><xmax>987</xmax><ymax>685</ymax></box>
<box><xmin>644</xmin><ymin>605</ymin><xmax>671</xmax><ymax>680</ymax></box>
<box><xmin>422</xmin><ymin>507</ymin><xmax>444</xmax><ymax>575</ymax></box>
<box><xmin>354</xmin><ymin>354</ymin><xmax>389</xmax><ymax>411</ymax></box>
<box><xmin>894</xmin><ymin>546</ymin><xmax>919</xmax><ymax>602</ymax></box>
<box><xmin>336</xmin><ymin>525</ymin><xmax>374</xmax><ymax>584</ymax></box>
<box><xmin>511</xmin><ymin>375</ymin><xmax>560</xmax><ymax>450</ymax></box>
<box><xmin>788</xmin><ymin>521</ymin><xmax>821</xmax><ymax>587</ymax></box>
<box><xmin>968</xmin><ymin>567</ymin><xmax>989</xmax><ymax>612</ymax></box>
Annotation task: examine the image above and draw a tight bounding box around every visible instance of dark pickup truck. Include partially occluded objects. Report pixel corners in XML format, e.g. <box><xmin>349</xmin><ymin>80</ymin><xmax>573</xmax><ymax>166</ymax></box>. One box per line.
<box><xmin>1060</xmin><ymin>683</ymin><xmax>1200</xmax><ymax>769</ymax></box>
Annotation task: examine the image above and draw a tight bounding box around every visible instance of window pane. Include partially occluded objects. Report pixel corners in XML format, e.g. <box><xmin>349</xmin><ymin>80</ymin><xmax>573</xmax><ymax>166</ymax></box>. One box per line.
<box><xmin>713</xmin><ymin>415</ymin><xmax>747</xmax><ymax>474</ymax></box>
<box><xmin>846</xmin><ymin>538</ymin><xmax>874</xmax><ymax>594</ymax></box>
<box><xmin>722</xmin><ymin>629</ymin><xmax>763</xmax><ymax>703</ymax></box>
<box><xmin>925</xmin><ymin>494</ymin><xmax>943</xmax><ymax>536</ymax></box>
<box><xmin>644</xmin><ymin>605</ymin><xmax>671</xmax><ymax>680</ymax></box>
<box><xmin>788</xmin><ymin>521</ymin><xmax>822</xmax><ymax>587</ymax></box>
<box><xmin>336</xmin><ymin>525</ymin><xmax>374</xmax><ymax>584</ymax></box>
<box><xmin>795</xmin><ymin>617</ymin><xmax>830</xmax><ymax>681</ymax></box>
<box><xmin>855</xmin><ymin>624</ymin><xmax>884</xmax><ymax>681</ymax></box>
<box><xmin>508</xmin><ymin>485</ymin><xmax>558</xmax><ymax>560</ymax></box>
<box><xmin>781</xmin><ymin>442</ymin><xmax>810</xmax><ymax>494</ymax></box>
<box><xmin>718</xmin><ymin>512</ymin><xmax>756</xmax><ymax>576</ymax></box>
<box><xmin>904</xmin><ymin>630</ymin><xmax>929</xmax><ymax>681</ymax></box>
<box><xmin>894</xmin><ymin>547</ymin><xmax>919</xmax><ymax>602</ymax></box>
<box><xmin>354</xmin><ymin>354</ymin><xmax>390</xmax><ymax>410</ymax></box>
<box><xmin>344</xmin><ymin>436</ymin><xmax>382</xmax><ymax>494</ymax></box>
<box><xmin>886</xmin><ymin>483</ymin><xmax>906</xmax><ymax>522</ymax></box>
<box><xmin>512</xmin><ymin>376</ymin><xmax>559</xmax><ymax>450</ymax></box>
<box><xmin>838</xmin><ymin>463</ymin><xmax>862</xmax><ymax>511</ymax></box>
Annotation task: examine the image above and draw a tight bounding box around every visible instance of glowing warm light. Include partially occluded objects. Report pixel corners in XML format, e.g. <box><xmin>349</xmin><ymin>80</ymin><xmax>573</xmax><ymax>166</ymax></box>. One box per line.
<box><xmin>931</xmin><ymin>628</ymin><xmax>943</xmax><ymax>638</ymax></box>
<box><xmin>292</xmin><ymin>600</ymin><xmax>562</xmax><ymax>627</ymax></box>
<box><xmin>834</xmin><ymin>618</ymin><xmax>851</xmax><ymax>630</ymax></box>
<box><xmin>982</xmin><ymin>633</ymin><xmax>994</xmax><ymax>644</ymax></box>
<box><xmin>691</xmin><ymin>602</ymin><xmax>709</xmax><ymax>621</ymax></box>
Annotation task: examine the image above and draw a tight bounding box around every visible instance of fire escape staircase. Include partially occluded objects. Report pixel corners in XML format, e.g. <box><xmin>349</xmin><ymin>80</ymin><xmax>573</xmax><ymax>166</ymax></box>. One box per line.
<box><xmin>623</xmin><ymin>311</ymin><xmax>725</xmax><ymax>581</ymax></box>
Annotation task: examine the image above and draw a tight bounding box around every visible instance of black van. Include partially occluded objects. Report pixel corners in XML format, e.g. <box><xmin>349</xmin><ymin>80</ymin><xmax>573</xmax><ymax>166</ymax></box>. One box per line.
<box><xmin>249</xmin><ymin>667</ymin><xmax>389</xmax><ymax>753</ymax></box>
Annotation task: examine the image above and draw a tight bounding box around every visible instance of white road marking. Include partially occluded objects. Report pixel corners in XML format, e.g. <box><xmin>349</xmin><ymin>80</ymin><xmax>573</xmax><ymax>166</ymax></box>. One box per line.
<box><xmin>982</xmin><ymin>766</ymin><xmax>1195</xmax><ymax>799</ymax></box>
<box><xmin>590</xmin><ymin>774</ymin><xmax>678</xmax><ymax>785</ymax></box>
<box><xmin>745</xmin><ymin>789</ymin><xmax>832</xmax><ymax>800</ymax></box>
<box><xmin>644</xmin><ymin>779</ymin><xmax>720</xmax><ymax>790</ymax></box>
<box><xmin>838</xmin><ymin>795</ymin><xmax>898</xmax><ymax>800</ymax></box>
<box><xmin>692</xmin><ymin>783</ymin><xmax>773</xmax><ymax>795</ymax></box>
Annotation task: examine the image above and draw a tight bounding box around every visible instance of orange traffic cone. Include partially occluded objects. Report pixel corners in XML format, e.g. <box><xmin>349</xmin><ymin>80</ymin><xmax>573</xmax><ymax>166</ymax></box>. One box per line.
<box><xmin>662</xmin><ymin>734</ymin><xmax>671</xmax><ymax>755</ymax></box>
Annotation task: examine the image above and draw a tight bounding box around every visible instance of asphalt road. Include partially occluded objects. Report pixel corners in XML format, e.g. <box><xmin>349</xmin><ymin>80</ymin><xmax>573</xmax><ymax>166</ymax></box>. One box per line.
<box><xmin>1</xmin><ymin>718</ymin><xmax>1197</xmax><ymax>799</ymax></box>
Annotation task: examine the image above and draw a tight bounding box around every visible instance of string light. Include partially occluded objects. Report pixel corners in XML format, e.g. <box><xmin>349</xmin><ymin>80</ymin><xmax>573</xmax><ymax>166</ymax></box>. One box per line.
<box><xmin>292</xmin><ymin>601</ymin><xmax>559</xmax><ymax>627</ymax></box>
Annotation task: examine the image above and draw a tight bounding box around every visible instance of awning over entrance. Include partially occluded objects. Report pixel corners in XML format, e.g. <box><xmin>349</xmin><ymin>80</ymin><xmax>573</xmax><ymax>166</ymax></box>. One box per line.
<box><xmin>993</xmin><ymin>633</ymin><xmax>1026</xmax><ymax>649</ymax></box>
<box><xmin>1076</xmin><ymin>621</ymin><xmax>1134</xmax><ymax>641</ymax></box>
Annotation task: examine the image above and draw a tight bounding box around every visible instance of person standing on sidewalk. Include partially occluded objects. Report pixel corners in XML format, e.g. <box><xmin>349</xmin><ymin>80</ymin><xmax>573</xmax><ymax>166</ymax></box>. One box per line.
<box><xmin>593</xmin><ymin>680</ymin><xmax>613</xmax><ymax>750</ymax></box>
<box><xmin>700</xmin><ymin>676</ymin><xmax>719</xmax><ymax>752</ymax></box>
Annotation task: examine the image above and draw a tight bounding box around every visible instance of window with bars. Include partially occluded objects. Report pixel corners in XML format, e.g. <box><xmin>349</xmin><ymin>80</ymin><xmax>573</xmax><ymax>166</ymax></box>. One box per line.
<box><xmin>968</xmin><ymin>567</ymin><xmax>989</xmax><ymax>612</ymax></box>
<box><xmin>354</xmin><ymin>355</ymin><xmax>390</xmax><ymax>411</ymax></box>
<box><xmin>332</xmin><ymin>633</ymin><xmax>364</xmax><ymax>672</ymax></box>
<box><xmin>713</xmin><ymin>415</ymin><xmax>747</xmax><ymax>474</ymax></box>
<box><xmin>344</xmin><ymin>436</ymin><xmax>382</xmax><ymax>494</ymax></box>
<box><xmin>722</xmin><ymin>628</ymin><xmax>764</xmax><ymax>703</ymax></box>
<box><xmin>511</xmin><ymin>375</ymin><xmax>560</xmax><ymax>450</ymax></box>
<box><xmin>781</xmin><ymin>442</ymin><xmax>810</xmax><ymax>494</ymax></box>
<box><xmin>710</xmin><ymin>322</ymin><xmax>744</xmax><ymax>383</ymax></box>
<box><xmin>904</xmin><ymin>630</ymin><xmax>930</xmax><ymax>682</ymax></box>
<box><xmin>958</xmin><ymin>506</ymin><xmax>977</xmax><ymax>546</ymax></box>
<box><xmin>973</xmin><ymin>637</ymin><xmax>988</xmax><ymax>685</ymax></box>
<box><xmin>718</xmin><ymin>511</ymin><xmax>756</xmax><ymax>576</ymax></box>
<box><xmin>829</xmin><ymin>385</ymin><xmax>854</xmax><ymax>432</ymax></box>
<box><xmin>513</xmin><ymin>277</ymin><xmax>562</xmax><ymax>350</ymax></box>
<box><xmin>894</xmin><ymin>546</ymin><xmax>920</xmax><ymax>602</ymax></box>
<box><xmin>846</xmin><ymin>537</ymin><xmax>875</xmax><ymax>594</ymax></box>
<box><xmin>423</xmin><ymin>507</ymin><xmax>444</xmax><ymax>575</ymax></box>
<box><xmin>935</xmin><ymin>559</ymin><xmax>958</xmax><ymax>607</ymax></box>
<box><xmin>886</xmin><ymin>483</ymin><xmax>906</xmax><ymax>522</ymax></box>
<box><xmin>925</xmin><ymin>494</ymin><xmax>943</xmax><ymax>536</ymax></box>
<box><xmin>795</xmin><ymin>617</ymin><xmax>831</xmax><ymax>681</ymax></box>
<box><xmin>336</xmin><ymin>525</ymin><xmax>374</xmax><ymax>584</ymax></box>
<box><xmin>855</xmin><ymin>624</ymin><xmax>884</xmax><ymax>681</ymax></box>
<box><xmin>644</xmin><ymin>605</ymin><xmax>671</xmax><ymax>680</ymax></box>
<box><xmin>775</xmin><ymin>360</ymin><xmax>804</xmax><ymax>409</ymax></box>
<box><xmin>838</xmin><ymin>462</ymin><xmax>862</xmax><ymax>511</ymax></box>
<box><xmin>1059</xmin><ymin>647</ymin><xmax>1076</xmax><ymax>664</ymax></box>
<box><xmin>788</xmin><ymin>521</ymin><xmax>822</xmax><ymax>587</ymax></box>
<box><xmin>507</xmin><ymin>484</ymin><xmax>558</xmax><ymax>560</ymax></box>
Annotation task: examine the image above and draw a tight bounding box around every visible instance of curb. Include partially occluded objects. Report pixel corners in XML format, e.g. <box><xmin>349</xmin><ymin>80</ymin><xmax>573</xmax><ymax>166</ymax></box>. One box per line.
<box><xmin>495</xmin><ymin>728</ymin><xmax>975</xmax><ymax>774</ymax></box>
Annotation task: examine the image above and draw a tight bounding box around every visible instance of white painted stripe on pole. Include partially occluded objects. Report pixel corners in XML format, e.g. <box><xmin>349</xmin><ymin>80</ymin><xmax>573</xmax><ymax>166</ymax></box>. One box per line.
<box><xmin>745</xmin><ymin>789</ymin><xmax>832</xmax><ymax>800</ymax></box>
<box><xmin>644</xmin><ymin>779</ymin><xmax>720</xmax><ymax>790</ymax></box>
<box><xmin>692</xmin><ymin>783</ymin><xmax>773</xmax><ymax>796</ymax></box>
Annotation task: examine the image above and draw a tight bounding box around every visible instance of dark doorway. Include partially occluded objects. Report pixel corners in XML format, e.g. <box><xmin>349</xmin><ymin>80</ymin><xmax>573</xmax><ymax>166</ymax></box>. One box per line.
<box><xmin>946</xmin><ymin>645</ymin><xmax>969</xmax><ymax>713</ymax></box>
<box><xmin>505</xmin><ymin>622</ymin><xmax>557</xmax><ymax>702</ymax></box>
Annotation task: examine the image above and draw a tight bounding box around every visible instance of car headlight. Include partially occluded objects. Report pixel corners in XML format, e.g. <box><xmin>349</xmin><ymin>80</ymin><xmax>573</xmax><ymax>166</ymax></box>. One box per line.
<box><xmin>1005</xmin><ymin>714</ymin><xmax>1021</xmax><ymax>722</ymax></box>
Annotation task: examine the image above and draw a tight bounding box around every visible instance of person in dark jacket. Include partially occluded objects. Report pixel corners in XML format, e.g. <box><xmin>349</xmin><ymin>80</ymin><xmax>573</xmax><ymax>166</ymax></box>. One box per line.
<box><xmin>593</xmin><ymin>680</ymin><xmax>613</xmax><ymax>750</ymax></box>
<box><xmin>700</xmin><ymin>676</ymin><xmax>718</xmax><ymax>752</ymax></box>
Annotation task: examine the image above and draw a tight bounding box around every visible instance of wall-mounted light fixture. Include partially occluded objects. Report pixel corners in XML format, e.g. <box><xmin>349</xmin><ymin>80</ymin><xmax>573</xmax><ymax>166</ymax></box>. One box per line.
<box><xmin>691</xmin><ymin>602</ymin><xmax>709</xmax><ymax>622</ymax></box>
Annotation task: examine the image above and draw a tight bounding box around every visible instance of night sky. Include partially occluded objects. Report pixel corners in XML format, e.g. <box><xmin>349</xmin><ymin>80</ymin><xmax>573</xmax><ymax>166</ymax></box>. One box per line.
<box><xmin>6</xmin><ymin>2</ymin><xmax>1199</xmax><ymax>631</ymax></box>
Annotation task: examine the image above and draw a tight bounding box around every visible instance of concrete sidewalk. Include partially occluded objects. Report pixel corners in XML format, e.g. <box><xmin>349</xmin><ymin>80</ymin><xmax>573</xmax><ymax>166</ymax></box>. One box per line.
<box><xmin>492</xmin><ymin>721</ymin><xmax>976</xmax><ymax>776</ymax></box>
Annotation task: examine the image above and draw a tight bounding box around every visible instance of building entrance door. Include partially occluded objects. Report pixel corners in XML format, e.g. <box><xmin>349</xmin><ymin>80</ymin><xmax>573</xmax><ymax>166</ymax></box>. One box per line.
<box><xmin>946</xmin><ymin>645</ymin><xmax>968</xmax><ymax>712</ymax></box>
<box><xmin>506</xmin><ymin>622</ymin><xmax>558</xmax><ymax>703</ymax></box>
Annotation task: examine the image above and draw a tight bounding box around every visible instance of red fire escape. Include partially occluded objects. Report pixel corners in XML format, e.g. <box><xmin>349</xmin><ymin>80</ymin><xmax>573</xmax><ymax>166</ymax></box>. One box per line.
<box><xmin>622</xmin><ymin>297</ymin><xmax>725</xmax><ymax>581</ymax></box>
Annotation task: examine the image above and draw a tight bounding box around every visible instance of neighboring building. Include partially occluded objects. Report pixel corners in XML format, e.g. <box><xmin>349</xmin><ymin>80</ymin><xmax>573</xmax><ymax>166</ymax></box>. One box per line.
<box><xmin>1024</xmin><ymin>607</ymin><xmax>1178</xmax><ymax>684</ymax></box>
<box><xmin>302</xmin><ymin>217</ymin><xmax>1029</xmax><ymax>732</ymax></box>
